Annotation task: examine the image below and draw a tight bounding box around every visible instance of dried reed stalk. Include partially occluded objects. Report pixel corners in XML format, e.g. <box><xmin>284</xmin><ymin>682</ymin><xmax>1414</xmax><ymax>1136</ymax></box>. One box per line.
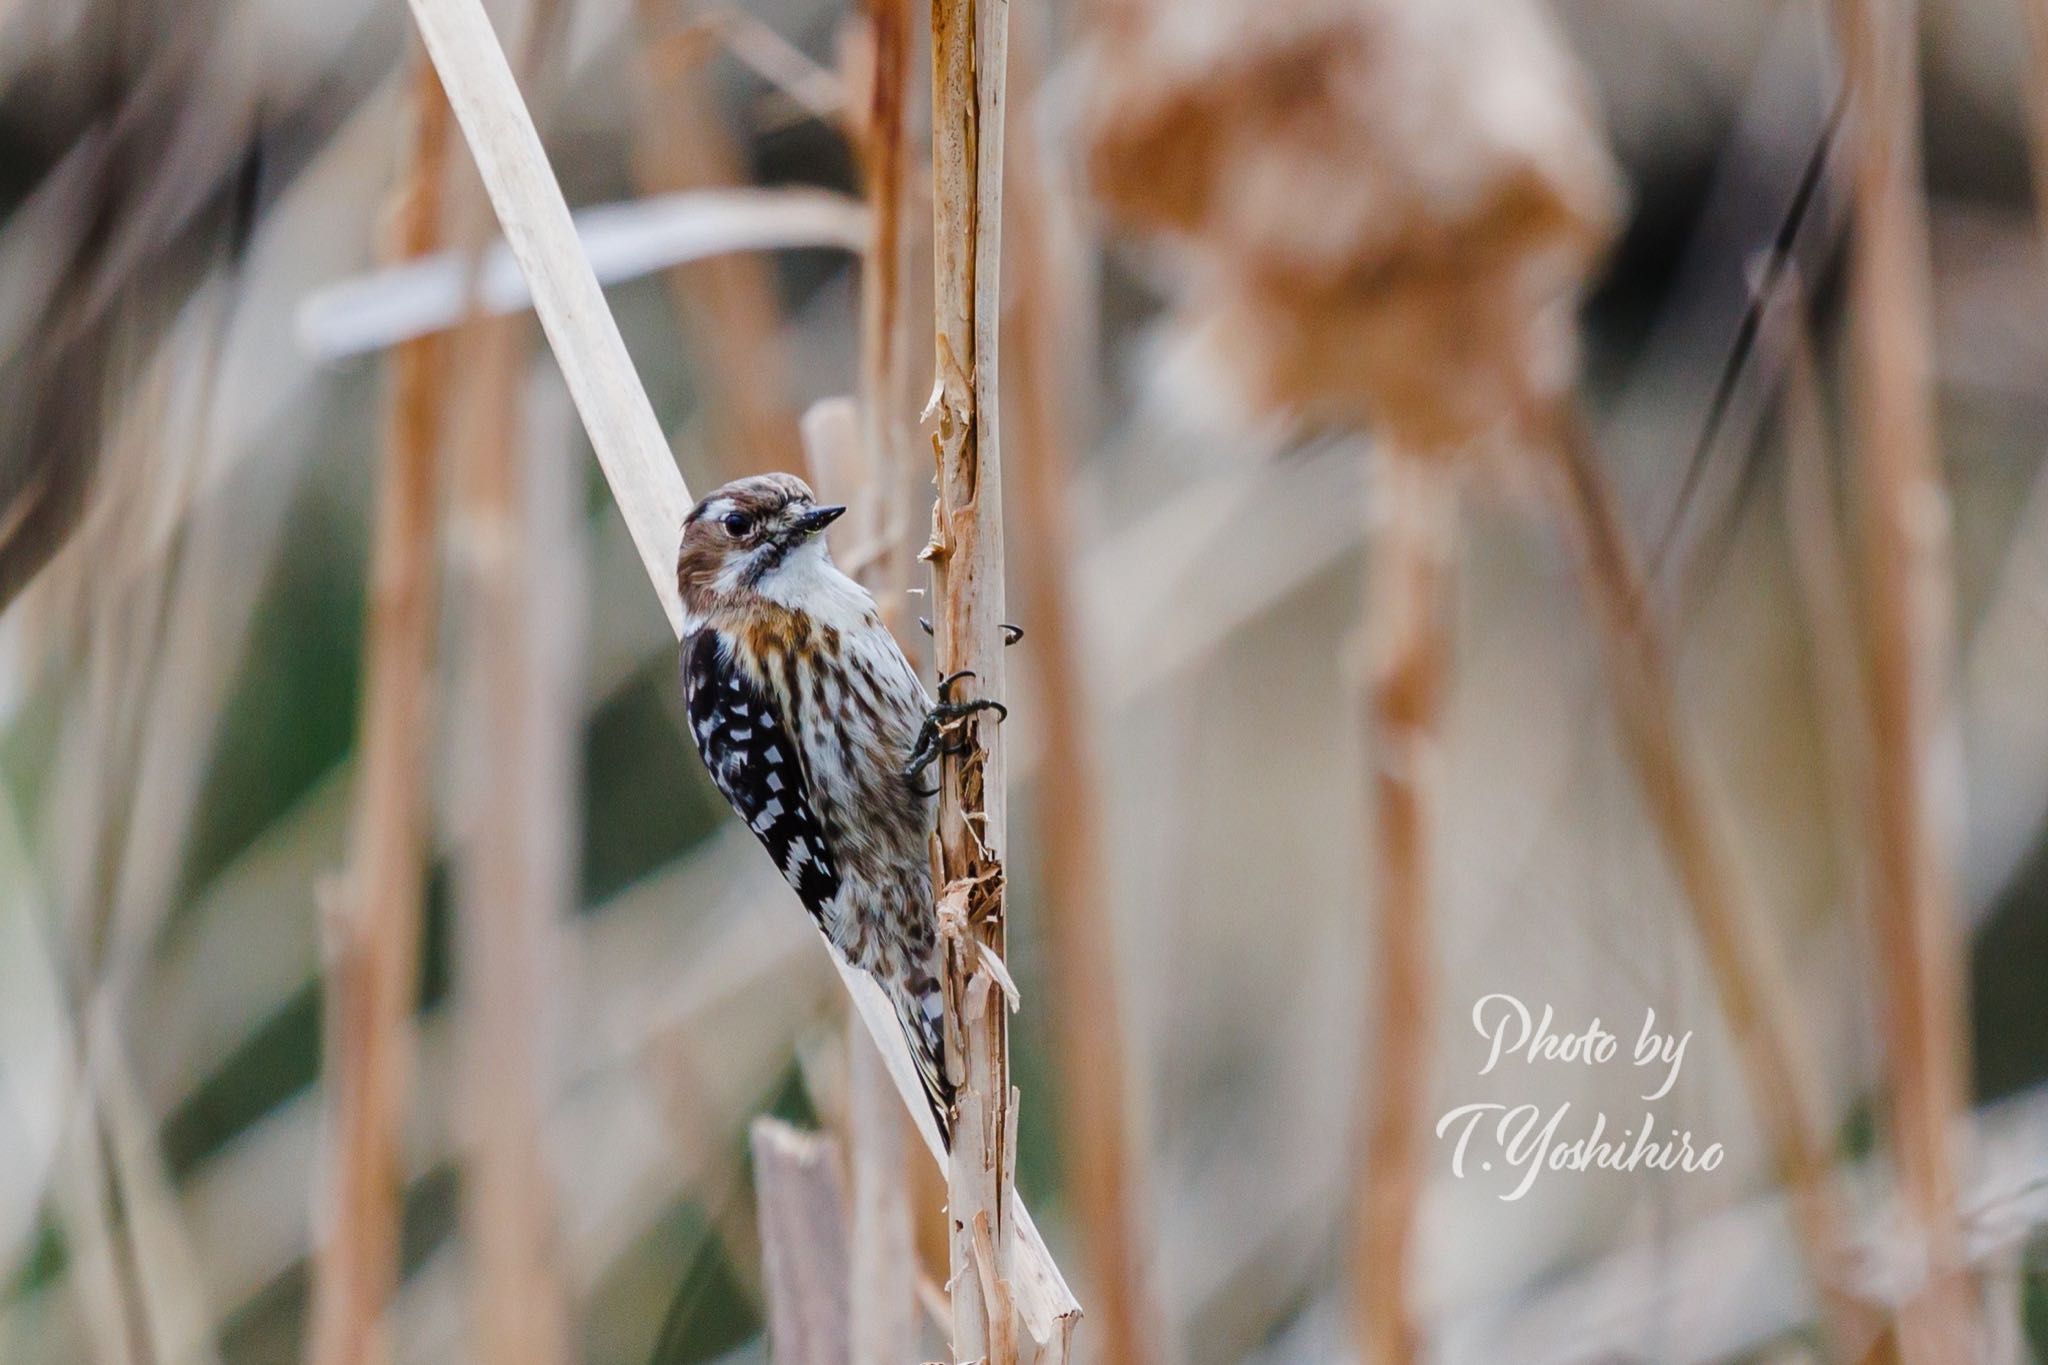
<box><xmin>1005</xmin><ymin>43</ymin><xmax>1159</xmax><ymax>1364</ymax></box>
<box><xmin>846</xmin><ymin>1022</ymin><xmax>916</xmax><ymax>1363</ymax></box>
<box><xmin>1779</xmin><ymin>286</ymin><xmax>1872</xmax><ymax>921</ymax></box>
<box><xmin>1832</xmin><ymin>0</ymin><xmax>1975</xmax><ymax>1354</ymax></box>
<box><xmin>1354</xmin><ymin>448</ymin><xmax>1456</xmax><ymax>1365</ymax></box>
<box><xmin>1530</xmin><ymin>399</ymin><xmax>1878</xmax><ymax>1357</ymax></box>
<box><xmin>854</xmin><ymin>0</ymin><xmax>915</xmax><ymax>623</ymax></box>
<box><xmin>305</xmin><ymin>50</ymin><xmax>451</xmax><ymax>1365</ymax></box>
<box><xmin>926</xmin><ymin>0</ymin><xmax>1026</xmax><ymax>1355</ymax></box>
<box><xmin>397</xmin><ymin>0</ymin><xmax>1074</xmax><ymax>1346</ymax></box>
<box><xmin>448</xmin><ymin>338</ymin><xmax>578</xmax><ymax>1365</ymax></box>
<box><xmin>630</xmin><ymin>4</ymin><xmax>805</xmax><ymax>479</ymax></box>
<box><xmin>801</xmin><ymin>397</ymin><xmax>917</xmax><ymax>1364</ymax></box>
<box><xmin>298</xmin><ymin>186</ymin><xmax>867</xmax><ymax>361</ymax></box>
<box><xmin>750</xmin><ymin>1118</ymin><xmax>854</xmax><ymax>1364</ymax></box>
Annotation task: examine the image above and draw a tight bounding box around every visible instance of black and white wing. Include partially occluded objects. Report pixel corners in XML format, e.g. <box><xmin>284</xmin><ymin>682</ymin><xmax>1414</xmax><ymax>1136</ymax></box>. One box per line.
<box><xmin>682</xmin><ymin>630</ymin><xmax>840</xmax><ymax>921</ymax></box>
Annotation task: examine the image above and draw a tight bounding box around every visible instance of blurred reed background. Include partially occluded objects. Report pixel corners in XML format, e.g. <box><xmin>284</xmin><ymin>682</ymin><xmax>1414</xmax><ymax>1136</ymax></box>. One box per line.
<box><xmin>2</xmin><ymin>0</ymin><xmax>2048</xmax><ymax>1361</ymax></box>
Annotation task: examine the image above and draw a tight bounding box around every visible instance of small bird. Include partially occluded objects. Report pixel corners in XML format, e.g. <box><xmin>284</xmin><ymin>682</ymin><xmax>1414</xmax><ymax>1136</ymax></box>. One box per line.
<box><xmin>675</xmin><ymin>473</ymin><xmax>999</xmax><ymax>1143</ymax></box>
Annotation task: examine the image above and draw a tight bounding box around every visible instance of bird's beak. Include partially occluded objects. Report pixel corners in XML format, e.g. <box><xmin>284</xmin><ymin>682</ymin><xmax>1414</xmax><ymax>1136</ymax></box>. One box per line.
<box><xmin>794</xmin><ymin>505</ymin><xmax>847</xmax><ymax>536</ymax></box>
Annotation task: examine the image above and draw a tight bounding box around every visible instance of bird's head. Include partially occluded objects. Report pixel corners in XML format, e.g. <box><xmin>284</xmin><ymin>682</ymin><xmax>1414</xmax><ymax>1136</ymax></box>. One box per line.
<box><xmin>677</xmin><ymin>473</ymin><xmax>848</xmax><ymax>623</ymax></box>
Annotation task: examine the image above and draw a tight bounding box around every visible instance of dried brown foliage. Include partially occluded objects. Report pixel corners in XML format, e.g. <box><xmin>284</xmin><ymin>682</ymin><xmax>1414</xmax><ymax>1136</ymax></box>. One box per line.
<box><xmin>1081</xmin><ymin>0</ymin><xmax>1621</xmax><ymax>448</ymax></box>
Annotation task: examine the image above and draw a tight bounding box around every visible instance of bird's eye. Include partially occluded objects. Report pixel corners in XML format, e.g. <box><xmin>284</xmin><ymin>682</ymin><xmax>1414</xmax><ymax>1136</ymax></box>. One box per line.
<box><xmin>721</xmin><ymin>511</ymin><xmax>751</xmax><ymax>537</ymax></box>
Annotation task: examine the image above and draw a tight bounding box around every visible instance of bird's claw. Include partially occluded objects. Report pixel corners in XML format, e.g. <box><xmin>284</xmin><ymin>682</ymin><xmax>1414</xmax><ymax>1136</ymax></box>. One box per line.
<box><xmin>916</xmin><ymin>618</ymin><xmax>1023</xmax><ymax>646</ymax></box>
<box><xmin>902</xmin><ymin>680</ymin><xmax>1008</xmax><ymax>791</ymax></box>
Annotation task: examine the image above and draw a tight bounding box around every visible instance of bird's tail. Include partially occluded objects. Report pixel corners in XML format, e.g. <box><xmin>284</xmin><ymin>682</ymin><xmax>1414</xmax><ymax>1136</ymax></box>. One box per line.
<box><xmin>895</xmin><ymin>971</ymin><xmax>955</xmax><ymax>1149</ymax></box>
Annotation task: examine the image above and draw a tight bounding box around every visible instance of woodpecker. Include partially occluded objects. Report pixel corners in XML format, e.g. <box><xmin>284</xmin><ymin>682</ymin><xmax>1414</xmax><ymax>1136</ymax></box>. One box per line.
<box><xmin>676</xmin><ymin>473</ymin><xmax>999</xmax><ymax>1143</ymax></box>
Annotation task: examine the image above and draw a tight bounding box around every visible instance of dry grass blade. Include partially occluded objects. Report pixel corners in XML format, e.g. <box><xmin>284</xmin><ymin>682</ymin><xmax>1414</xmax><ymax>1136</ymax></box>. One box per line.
<box><xmin>305</xmin><ymin>50</ymin><xmax>451</xmax><ymax>1365</ymax></box>
<box><xmin>749</xmin><ymin>1118</ymin><xmax>852</xmax><ymax>1365</ymax></box>
<box><xmin>1831</xmin><ymin>0</ymin><xmax>1975</xmax><ymax>1355</ymax></box>
<box><xmin>297</xmin><ymin>187</ymin><xmax>867</xmax><ymax>360</ymax></box>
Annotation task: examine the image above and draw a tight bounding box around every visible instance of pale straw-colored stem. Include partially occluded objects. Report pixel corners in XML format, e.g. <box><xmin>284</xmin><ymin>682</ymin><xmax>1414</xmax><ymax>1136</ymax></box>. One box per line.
<box><xmin>802</xmin><ymin>398</ymin><xmax>917</xmax><ymax>1364</ymax></box>
<box><xmin>928</xmin><ymin>0</ymin><xmax>1021</xmax><ymax>1357</ymax></box>
<box><xmin>1833</xmin><ymin>0</ymin><xmax>1975</xmax><ymax>1355</ymax></box>
<box><xmin>749</xmin><ymin>1118</ymin><xmax>853</xmax><ymax>1365</ymax></box>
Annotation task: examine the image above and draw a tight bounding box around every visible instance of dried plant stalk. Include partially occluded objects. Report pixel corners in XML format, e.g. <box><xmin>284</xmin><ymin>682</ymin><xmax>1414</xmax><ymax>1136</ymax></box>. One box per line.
<box><xmin>448</xmin><ymin>339</ymin><xmax>578</xmax><ymax>1365</ymax></box>
<box><xmin>630</xmin><ymin>7</ymin><xmax>805</xmax><ymax>479</ymax></box>
<box><xmin>927</xmin><ymin>0</ymin><xmax>1022</xmax><ymax>1357</ymax></box>
<box><xmin>1353</xmin><ymin>448</ymin><xmax>1456</xmax><ymax>1365</ymax></box>
<box><xmin>1779</xmin><ymin>287</ymin><xmax>1872</xmax><ymax>918</ymax></box>
<box><xmin>1005</xmin><ymin>41</ymin><xmax>1158</xmax><ymax>1363</ymax></box>
<box><xmin>801</xmin><ymin>398</ymin><xmax>917</xmax><ymax>1364</ymax></box>
<box><xmin>305</xmin><ymin>51</ymin><xmax>451</xmax><ymax>1365</ymax></box>
<box><xmin>854</xmin><ymin>0</ymin><xmax>915</xmax><ymax>621</ymax></box>
<box><xmin>750</xmin><ymin>1118</ymin><xmax>853</xmax><ymax>1365</ymax></box>
<box><xmin>1532</xmin><ymin>401</ymin><xmax>1877</xmax><ymax>1356</ymax></box>
<box><xmin>1833</xmin><ymin>0</ymin><xmax>1975</xmax><ymax>1355</ymax></box>
<box><xmin>846</xmin><ymin>1019</ymin><xmax>916</xmax><ymax>1364</ymax></box>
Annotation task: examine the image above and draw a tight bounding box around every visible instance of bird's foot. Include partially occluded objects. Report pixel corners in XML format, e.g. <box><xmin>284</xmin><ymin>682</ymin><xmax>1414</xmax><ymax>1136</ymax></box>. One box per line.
<box><xmin>903</xmin><ymin>671</ymin><xmax>1007</xmax><ymax>795</ymax></box>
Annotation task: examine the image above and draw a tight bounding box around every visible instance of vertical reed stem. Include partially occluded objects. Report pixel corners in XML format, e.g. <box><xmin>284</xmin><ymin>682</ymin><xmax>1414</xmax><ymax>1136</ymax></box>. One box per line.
<box><xmin>305</xmin><ymin>50</ymin><xmax>450</xmax><ymax>1365</ymax></box>
<box><xmin>802</xmin><ymin>397</ymin><xmax>917</xmax><ymax>1364</ymax></box>
<box><xmin>1005</xmin><ymin>40</ymin><xmax>1157</xmax><ymax>1362</ymax></box>
<box><xmin>928</xmin><ymin>0</ymin><xmax>1017</xmax><ymax>1356</ymax></box>
<box><xmin>857</xmin><ymin>0</ymin><xmax>915</xmax><ymax>623</ymax></box>
<box><xmin>1536</xmin><ymin>401</ymin><xmax>1878</xmax><ymax>1357</ymax></box>
<box><xmin>1835</xmin><ymin>0</ymin><xmax>1975</xmax><ymax>1354</ymax></box>
<box><xmin>1353</xmin><ymin>447</ymin><xmax>1455</xmax><ymax>1365</ymax></box>
<box><xmin>449</xmin><ymin>330</ymin><xmax>578</xmax><ymax>1365</ymax></box>
<box><xmin>629</xmin><ymin>5</ymin><xmax>805</xmax><ymax>479</ymax></box>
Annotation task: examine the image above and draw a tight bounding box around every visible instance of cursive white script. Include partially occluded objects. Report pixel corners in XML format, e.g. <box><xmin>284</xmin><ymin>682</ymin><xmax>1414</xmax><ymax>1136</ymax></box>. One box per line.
<box><xmin>1435</xmin><ymin>1102</ymin><xmax>1724</xmax><ymax>1201</ymax></box>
